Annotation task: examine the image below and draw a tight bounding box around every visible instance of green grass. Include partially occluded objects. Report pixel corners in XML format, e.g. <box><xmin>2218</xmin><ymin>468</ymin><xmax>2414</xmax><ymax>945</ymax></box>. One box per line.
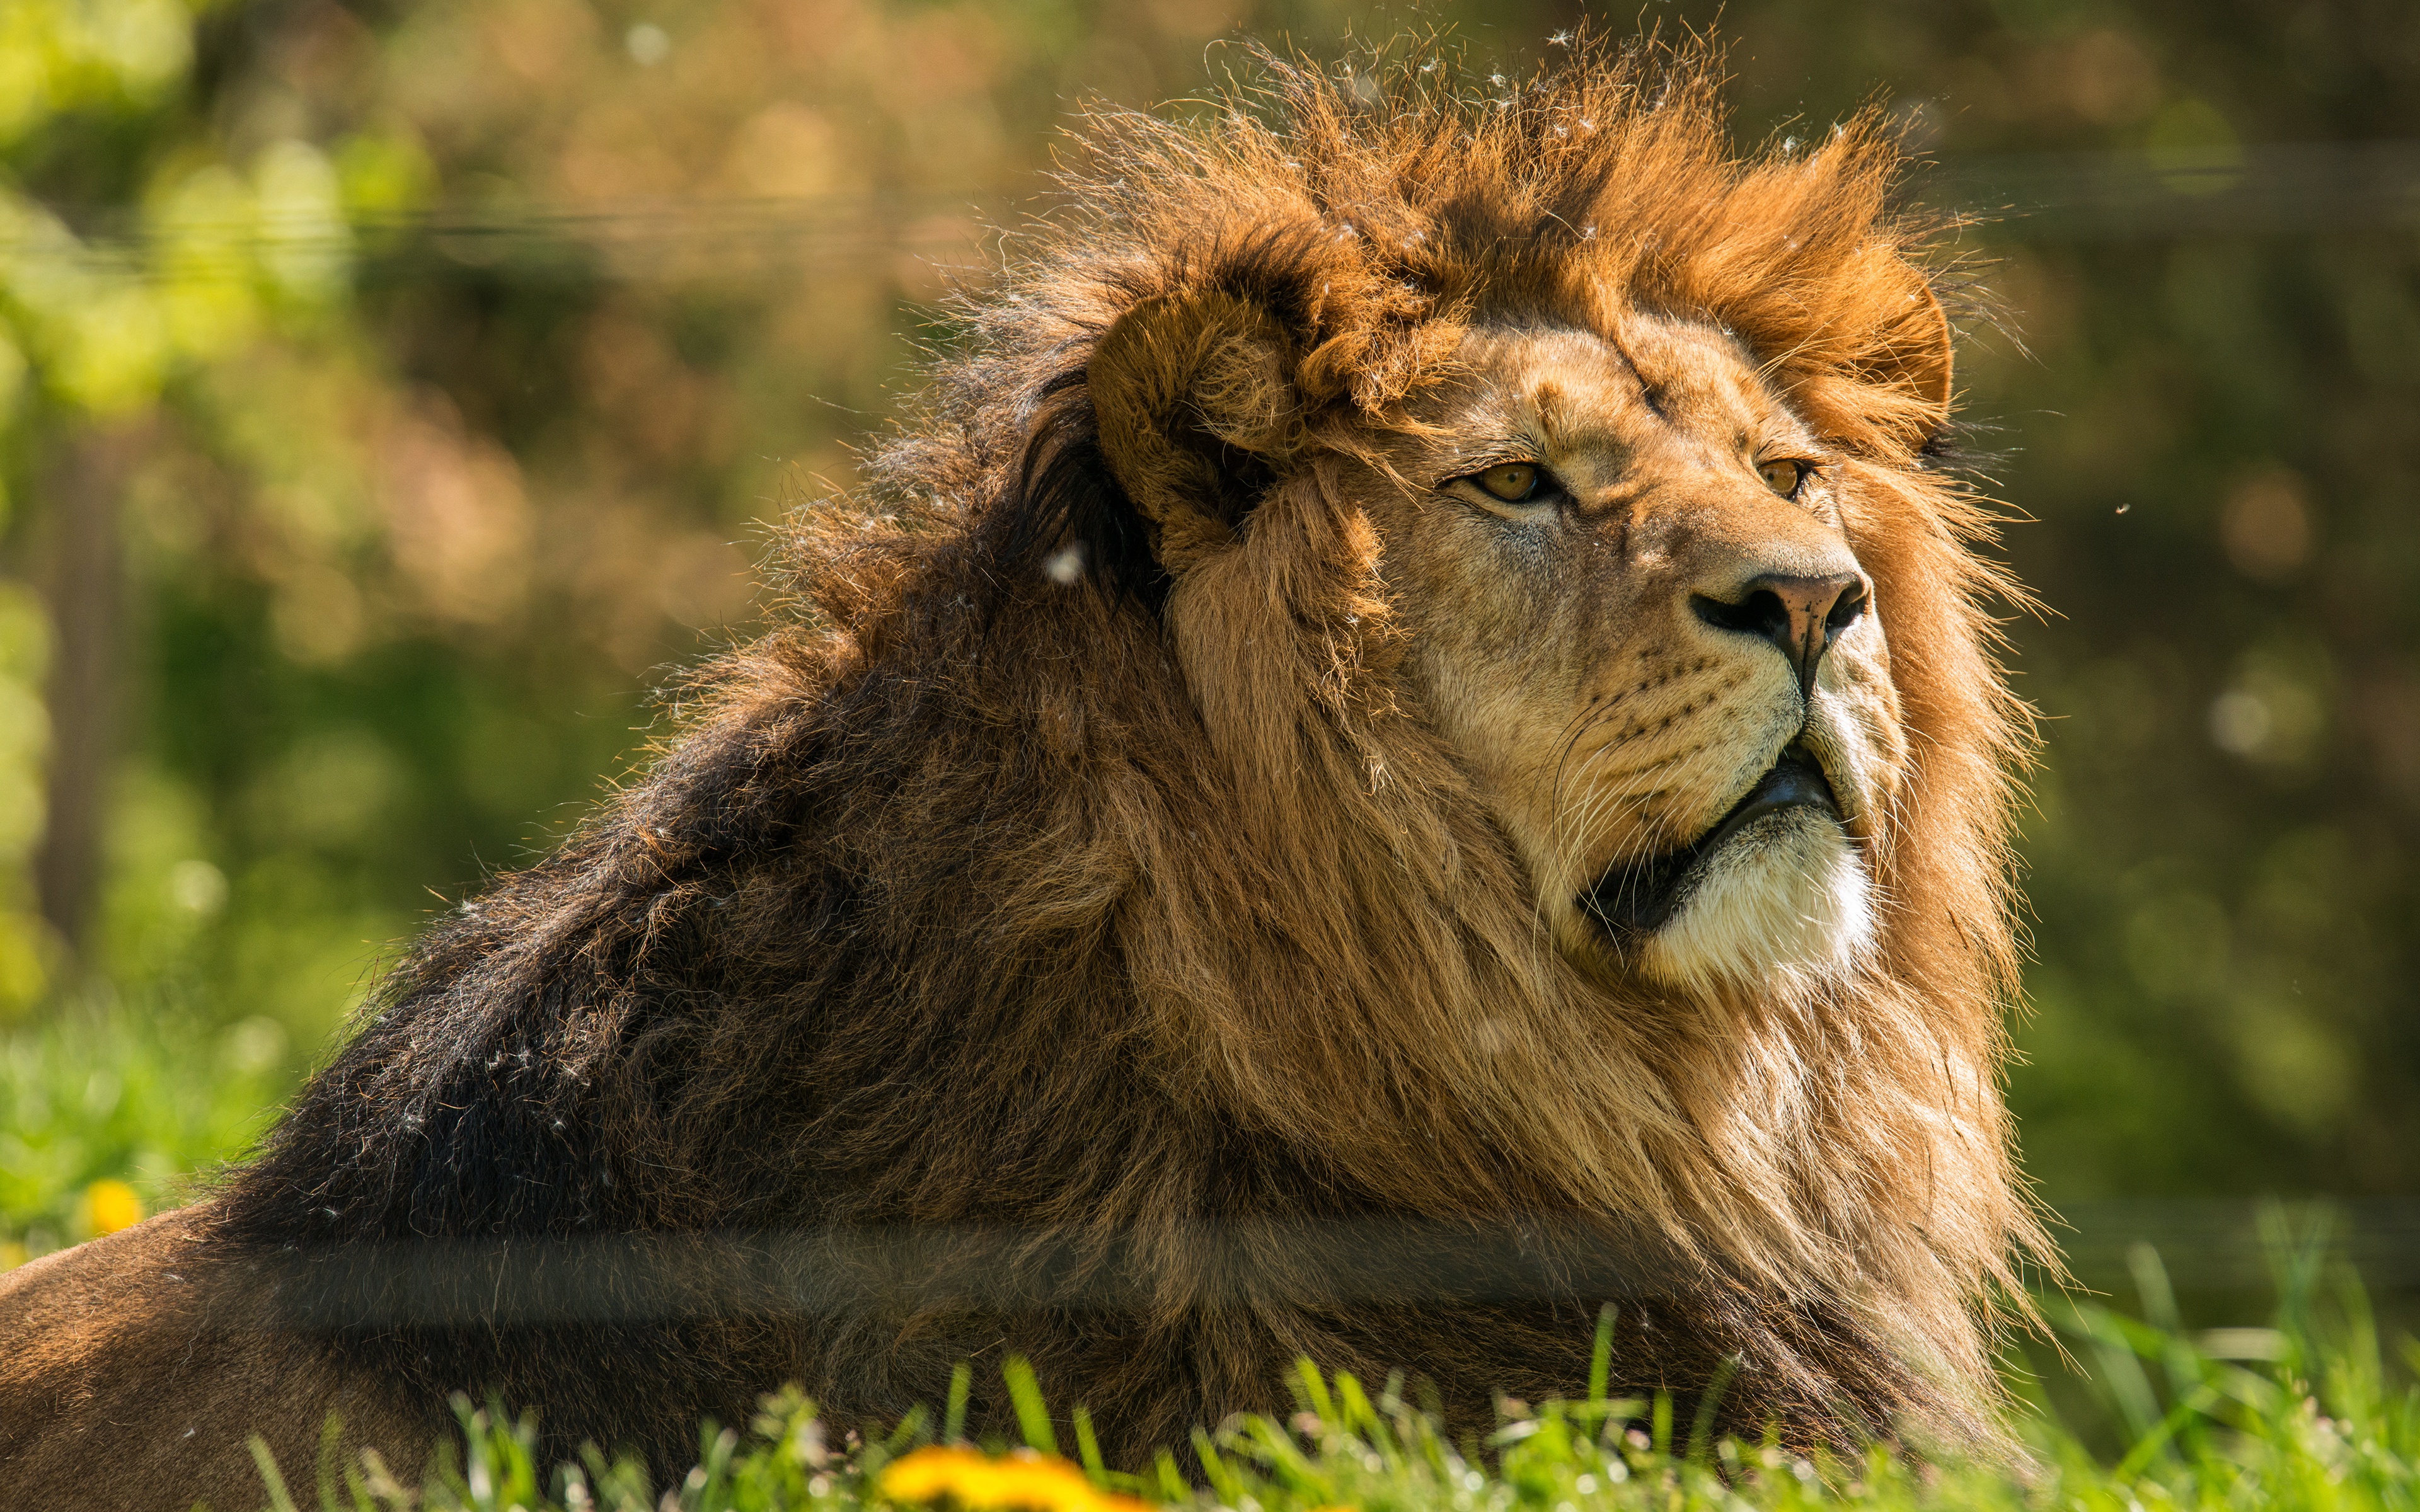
<box><xmin>259</xmin><ymin>1278</ymin><xmax>2417</xmax><ymax>1512</ymax></box>
<box><xmin>3</xmin><ymin>1008</ymin><xmax>2413</xmax><ymax>1512</ymax></box>
<box><xmin>0</xmin><ymin>997</ymin><xmax>297</xmax><ymax>1258</ymax></box>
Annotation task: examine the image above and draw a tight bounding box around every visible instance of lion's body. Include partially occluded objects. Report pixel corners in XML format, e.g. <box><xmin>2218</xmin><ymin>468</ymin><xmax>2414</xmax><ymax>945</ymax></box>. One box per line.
<box><xmin>0</xmin><ymin>1210</ymin><xmax>426</xmax><ymax>1509</ymax></box>
<box><xmin>0</xmin><ymin>40</ymin><xmax>2043</xmax><ymax>1509</ymax></box>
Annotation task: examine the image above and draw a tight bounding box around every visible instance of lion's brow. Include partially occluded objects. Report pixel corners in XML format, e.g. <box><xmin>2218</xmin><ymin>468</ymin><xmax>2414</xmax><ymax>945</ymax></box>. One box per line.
<box><xmin>1609</xmin><ymin>339</ymin><xmax>1668</xmax><ymax>421</ymax></box>
<box><xmin>1525</xmin><ymin>370</ymin><xmax>1634</xmax><ymax>466</ymax></box>
<box><xmin>1531</xmin><ymin>377</ymin><xmax>1572</xmax><ymax>452</ymax></box>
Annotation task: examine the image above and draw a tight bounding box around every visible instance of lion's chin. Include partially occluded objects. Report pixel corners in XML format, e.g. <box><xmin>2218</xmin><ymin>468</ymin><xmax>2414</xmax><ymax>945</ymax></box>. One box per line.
<box><xmin>1635</xmin><ymin>811</ymin><xmax>1876</xmax><ymax>997</ymax></box>
<box><xmin>1578</xmin><ymin>745</ymin><xmax>1876</xmax><ymax>996</ymax></box>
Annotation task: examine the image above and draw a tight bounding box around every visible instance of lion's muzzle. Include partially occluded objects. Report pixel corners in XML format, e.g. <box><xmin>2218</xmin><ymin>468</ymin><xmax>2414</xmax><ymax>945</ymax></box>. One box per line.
<box><xmin>1580</xmin><ymin>743</ymin><xmax>1842</xmax><ymax>937</ymax></box>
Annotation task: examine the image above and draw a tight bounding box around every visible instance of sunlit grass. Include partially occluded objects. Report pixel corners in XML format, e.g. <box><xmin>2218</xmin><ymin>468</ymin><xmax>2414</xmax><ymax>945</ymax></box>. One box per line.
<box><xmin>255</xmin><ymin>1274</ymin><xmax>2416</xmax><ymax>1512</ymax></box>
<box><xmin>4</xmin><ymin>1008</ymin><xmax>2411</xmax><ymax>1512</ymax></box>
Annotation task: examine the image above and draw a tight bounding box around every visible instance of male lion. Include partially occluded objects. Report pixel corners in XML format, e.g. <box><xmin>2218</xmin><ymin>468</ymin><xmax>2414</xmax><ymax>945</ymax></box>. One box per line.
<box><xmin>0</xmin><ymin>39</ymin><xmax>2044</xmax><ymax>1509</ymax></box>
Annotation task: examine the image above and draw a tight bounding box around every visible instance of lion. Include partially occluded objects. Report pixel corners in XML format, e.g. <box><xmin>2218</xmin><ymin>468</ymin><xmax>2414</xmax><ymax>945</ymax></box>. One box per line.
<box><xmin>0</xmin><ymin>37</ymin><xmax>2045</xmax><ymax>1509</ymax></box>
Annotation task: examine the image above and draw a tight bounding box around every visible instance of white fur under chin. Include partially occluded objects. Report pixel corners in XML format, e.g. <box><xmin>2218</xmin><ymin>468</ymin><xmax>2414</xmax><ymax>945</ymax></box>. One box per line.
<box><xmin>1638</xmin><ymin>811</ymin><xmax>1876</xmax><ymax>998</ymax></box>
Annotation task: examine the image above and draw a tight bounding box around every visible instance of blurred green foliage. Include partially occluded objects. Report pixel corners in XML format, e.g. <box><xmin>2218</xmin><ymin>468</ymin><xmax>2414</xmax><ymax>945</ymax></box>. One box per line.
<box><xmin>0</xmin><ymin>995</ymin><xmax>289</xmax><ymax>1259</ymax></box>
<box><xmin>0</xmin><ymin>0</ymin><xmax>2416</xmax><ymax>1258</ymax></box>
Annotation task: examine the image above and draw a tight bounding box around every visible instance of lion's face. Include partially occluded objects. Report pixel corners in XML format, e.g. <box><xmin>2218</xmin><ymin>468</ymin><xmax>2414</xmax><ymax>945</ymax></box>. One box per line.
<box><xmin>1366</xmin><ymin>316</ymin><xmax>1910</xmax><ymax>995</ymax></box>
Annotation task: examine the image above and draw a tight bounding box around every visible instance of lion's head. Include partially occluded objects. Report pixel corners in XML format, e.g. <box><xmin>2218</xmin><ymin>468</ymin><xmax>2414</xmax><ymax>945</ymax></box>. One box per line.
<box><xmin>1056</xmin><ymin>47</ymin><xmax>2006</xmax><ymax>1009</ymax></box>
<box><xmin>1094</xmin><ymin>284</ymin><xmax>1935</xmax><ymax>1000</ymax></box>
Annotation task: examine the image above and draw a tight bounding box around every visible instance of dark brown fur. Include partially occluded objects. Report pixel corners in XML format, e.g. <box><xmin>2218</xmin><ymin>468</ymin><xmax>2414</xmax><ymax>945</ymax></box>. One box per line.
<box><xmin>0</xmin><ymin>37</ymin><xmax>2043</xmax><ymax>1506</ymax></box>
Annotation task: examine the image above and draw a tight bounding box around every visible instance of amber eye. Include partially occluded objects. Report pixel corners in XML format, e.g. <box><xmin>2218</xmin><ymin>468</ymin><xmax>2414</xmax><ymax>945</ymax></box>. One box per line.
<box><xmin>1475</xmin><ymin>462</ymin><xmax>1543</xmax><ymax>503</ymax></box>
<box><xmin>1758</xmin><ymin>458</ymin><xmax>1809</xmax><ymax>497</ymax></box>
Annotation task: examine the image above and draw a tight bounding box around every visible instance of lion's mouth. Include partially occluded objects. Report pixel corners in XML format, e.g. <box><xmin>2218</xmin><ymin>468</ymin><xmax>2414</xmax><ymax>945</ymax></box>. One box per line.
<box><xmin>1579</xmin><ymin>744</ymin><xmax>1843</xmax><ymax>939</ymax></box>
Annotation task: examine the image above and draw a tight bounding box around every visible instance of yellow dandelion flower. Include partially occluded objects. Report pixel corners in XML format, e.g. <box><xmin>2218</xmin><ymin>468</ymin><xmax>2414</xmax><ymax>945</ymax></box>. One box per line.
<box><xmin>882</xmin><ymin>1447</ymin><xmax>996</xmax><ymax>1503</ymax></box>
<box><xmin>83</xmin><ymin>1179</ymin><xmax>145</xmax><ymax>1236</ymax></box>
<box><xmin>880</xmin><ymin>1445</ymin><xmax>1150</xmax><ymax>1512</ymax></box>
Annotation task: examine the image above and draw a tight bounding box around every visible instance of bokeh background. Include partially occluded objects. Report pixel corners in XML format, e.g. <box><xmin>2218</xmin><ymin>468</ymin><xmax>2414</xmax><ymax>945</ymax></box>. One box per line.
<box><xmin>1</xmin><ymin>0</ymin><xmax>2414</xmax><ymax>1307</ymax></box>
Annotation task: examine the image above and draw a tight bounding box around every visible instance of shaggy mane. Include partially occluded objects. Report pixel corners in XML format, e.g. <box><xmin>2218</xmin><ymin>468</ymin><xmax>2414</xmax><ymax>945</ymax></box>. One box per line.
<box><xmin>212</xmin><ymin>33</ymin><xmax>2047</xmax><ymax>1475</ymax></box>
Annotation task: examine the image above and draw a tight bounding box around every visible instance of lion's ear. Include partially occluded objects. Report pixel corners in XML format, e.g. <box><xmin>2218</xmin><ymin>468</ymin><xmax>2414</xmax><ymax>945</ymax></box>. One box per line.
<box><xmin>1090</xmin><ymin>290</ymin><xmax>1304</xmax><ymax>571</ymax></box>
<box><xmin>1886</xmin><ymin>282</ymin><xmax>1955</xmax><ymax>421</ymax></box>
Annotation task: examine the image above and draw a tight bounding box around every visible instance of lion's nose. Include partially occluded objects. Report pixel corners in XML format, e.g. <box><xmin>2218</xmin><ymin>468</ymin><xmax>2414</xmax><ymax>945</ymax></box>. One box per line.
<box><xmin>1690</xmin><ymin>572</ymin><xmax>1869</xmax><ymax>698</ymax></box>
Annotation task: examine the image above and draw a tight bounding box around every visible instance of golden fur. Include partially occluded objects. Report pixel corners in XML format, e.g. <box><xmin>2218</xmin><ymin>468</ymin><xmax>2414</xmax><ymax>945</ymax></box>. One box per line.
<box><xmin>0</xmin><ymin>37</ymin><xmax>2044</xmax><ymax>1507</ymax></box>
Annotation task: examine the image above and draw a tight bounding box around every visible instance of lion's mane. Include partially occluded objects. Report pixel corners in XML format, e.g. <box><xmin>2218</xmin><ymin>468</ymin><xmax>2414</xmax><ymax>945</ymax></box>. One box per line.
<box><xmin>217</xmin><ymin>37</ymin><xmax>2041</xmax><ymax>1472</ymax></box>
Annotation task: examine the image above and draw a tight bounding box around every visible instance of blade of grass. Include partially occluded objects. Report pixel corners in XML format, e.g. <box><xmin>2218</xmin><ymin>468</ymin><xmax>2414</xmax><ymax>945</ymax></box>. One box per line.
<box><xmin>247</xmin><ymin>1434</ymin><xmax>301</xmax><ymax>1512</ymax></box>
<box><xmin>1003</xmin><ymin>1354</ymin><xmax>1058</xmax><ymax>1456</ymax></box>
<box><xmin>1588</xmin><ymin>1303</ymin><xmax>1616</xmax><ymax>1407</ymax></box>
<box><xmin>1685</xmin><ymin>1354</ymin><xmax>1738</xmax><ymax>1465</ymax></box>
<box><xmin>1242</xmin><ymin>1414</ymin><xmax>1323</xmax><ymax>1489</ymax></box>
<box><xmin>2114</xmin><ymin>1381</ymin><xmax>2223</xmax><ymax>1479</ymax></box>
<box><xmin>316</xmin><ymin>1412</ymin><xmax>345</xmax><ymax>1512</ymax></box>
<box><xmin>1155</xmin><ymin>1449</ymin><xmax>1190</xmax><ymax>1504</ymax></box>
<box><xmin>1191</xmin><ymin>1427</ymin><xmax>1242</xmax><ymax>1503</ymax></box>
<box><xmin>1073</xmin><ymin>1405</ymin><xmax>1107</xmax><ymax>1481</ymax></box>
<box><xmin>944</xmin><ymin>1361</ymin><xmax>972</xmax><ymax>1445</ymax></box>
<box><xmin>1337</xmin><ymin>1372</ymin><xmax>1402</xmax><ymax>1463</ymax></box>
<box><xmin>885</xmin><ymin>1405</ymin><xmax>931</xmax><ymax>1453</ymax></box>
<box><xmin>1294</xmin><ymin>1358</ymin><xmax>1337</xmax><ymax>1427</ymax></box>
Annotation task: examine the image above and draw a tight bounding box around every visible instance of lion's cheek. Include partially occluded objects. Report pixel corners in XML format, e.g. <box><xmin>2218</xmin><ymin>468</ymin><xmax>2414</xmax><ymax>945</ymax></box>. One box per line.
<box><xmin>1399</xmin><ymin>631</ymin><xmax>1597</xmax><ymax>879</ymax></box>
<box><xmin>1804</xmin><ymin>643</ymin><xmax>1908</xmax><ymax>843</ymax></box>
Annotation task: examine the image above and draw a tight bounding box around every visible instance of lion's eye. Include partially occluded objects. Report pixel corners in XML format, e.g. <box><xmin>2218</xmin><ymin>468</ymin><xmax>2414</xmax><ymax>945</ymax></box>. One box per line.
<box><xmin>1475</xmin><ymin>462</ymin><xmax>1543</xmax><ymax>503</ymax></box>
<box><xmin>1758</xmin><ymin>458</ymin><xmax>1809</xmax><ymax>497</ymax></box>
